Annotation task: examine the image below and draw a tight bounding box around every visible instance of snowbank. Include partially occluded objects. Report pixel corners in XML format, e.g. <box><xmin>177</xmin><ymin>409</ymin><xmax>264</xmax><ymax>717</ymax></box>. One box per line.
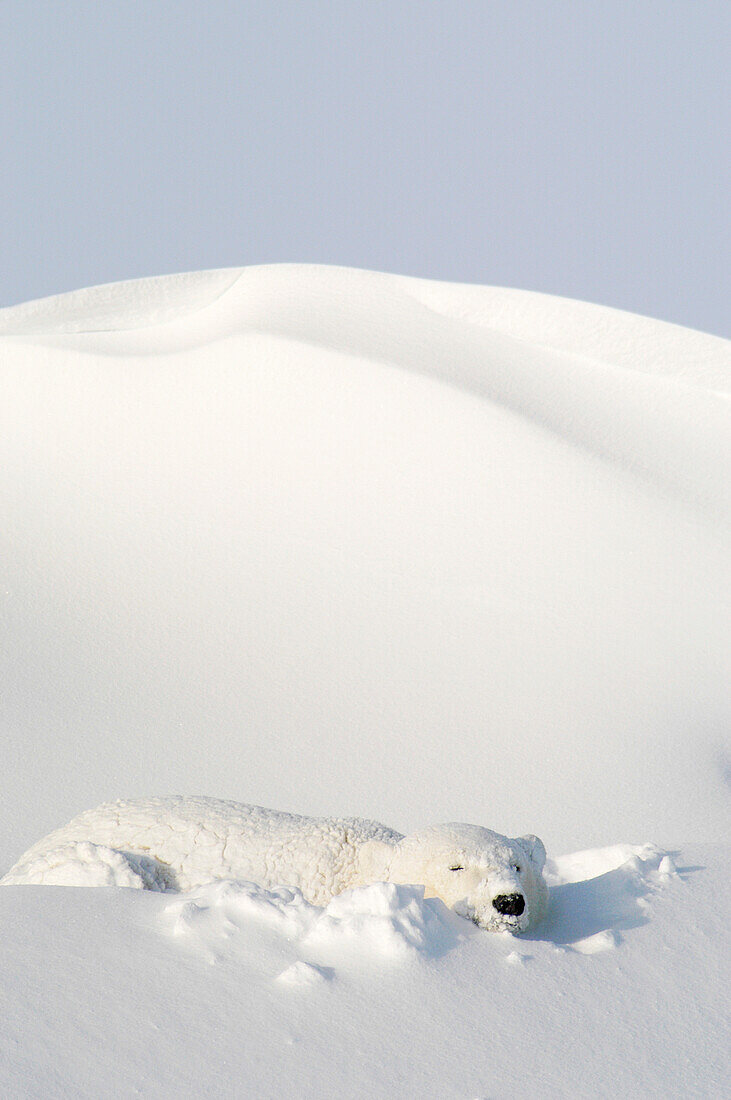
<box><xmin>161</xmin><ymin>841</ymin><xmax>678</xmax><ymax>971</ymax></box>
<box><xmin>2</xmin><ymin>840</ymin><xmax>726</xmax><ymax>1098</ymax></box>
<box><xmin>1</xmin><ymin>264</ymin><xmax>728</xmax><ymax>1096</ymax></box>
<box><xmin>165</xmin><ymin>880</ymin><xmax>463</xmax><ymax>965</ymax></box>
<box><xmin>1</xmin><ymin>265</ymin><xmax>728</xmax><ymax>865</ymax></box>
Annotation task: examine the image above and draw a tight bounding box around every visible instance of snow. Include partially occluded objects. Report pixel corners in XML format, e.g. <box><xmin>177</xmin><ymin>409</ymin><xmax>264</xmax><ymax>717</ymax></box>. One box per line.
<box><xmin>1</xmin><ymin>843</ymin><xmax>727</xmax><ymax>1098</ymax></box>
<box><xmin>165</xmin><ymin>879</ymin><xmax>462</xmax><ymax>962</ymax></box>
<box><xmin>0</xmin><ymin>263</ymin><xmax>729</xmax><ymax>1096</ymax></box>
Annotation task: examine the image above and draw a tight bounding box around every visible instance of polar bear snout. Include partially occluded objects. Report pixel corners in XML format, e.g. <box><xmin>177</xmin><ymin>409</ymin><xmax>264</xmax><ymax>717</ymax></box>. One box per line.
<box><xmin>492</xmin><ymin>892</ymin><xmax>525</xmax><ymax>917</ymax></box>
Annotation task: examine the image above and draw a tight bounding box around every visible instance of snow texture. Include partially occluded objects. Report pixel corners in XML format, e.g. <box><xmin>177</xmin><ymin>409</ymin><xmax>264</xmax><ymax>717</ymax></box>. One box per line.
<box><xmin>0</xmin><ymin>264</ymin><xmax>729</xmax><ymax>1097</ymax></box>
<box><xmin>165</xmin><ymin>879</ymin><xmax>462</xmax><ymax>964</ymax></box>
<box><xmin>1</xmin><ymin>265</ymin><xmax>729</xmax><ymax>862</ymax></box>
<box><xmin>1</xmin><ymin>840</ymin><xmax>727</xmax><ymax>1099</ymax></box>
<box><xmin>2</xmin><ymin>797</ymin><xmax>548</xmax><ymax>933</ymax></box>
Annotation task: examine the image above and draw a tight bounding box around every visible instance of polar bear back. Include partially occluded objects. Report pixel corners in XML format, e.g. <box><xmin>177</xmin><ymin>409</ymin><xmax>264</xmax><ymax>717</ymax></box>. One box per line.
<box><xmin>3</xmin><ymin>797</ymin><xmax>403</xmax><ymax>902</ymax></box>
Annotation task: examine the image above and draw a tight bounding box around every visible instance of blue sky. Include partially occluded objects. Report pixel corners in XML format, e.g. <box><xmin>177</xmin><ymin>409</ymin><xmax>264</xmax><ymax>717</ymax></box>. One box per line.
<box><xmin>1</xmin><ymin>2</ymin><xmax>728</xmax><ymax>335</ymax></box>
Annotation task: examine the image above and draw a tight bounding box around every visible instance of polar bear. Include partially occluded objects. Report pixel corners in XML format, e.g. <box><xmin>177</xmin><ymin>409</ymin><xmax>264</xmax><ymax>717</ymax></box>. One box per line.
<box><xmin>0</xmin><ymin>797</ymin><xmax>548</xmax><ymax>933</ymax></box>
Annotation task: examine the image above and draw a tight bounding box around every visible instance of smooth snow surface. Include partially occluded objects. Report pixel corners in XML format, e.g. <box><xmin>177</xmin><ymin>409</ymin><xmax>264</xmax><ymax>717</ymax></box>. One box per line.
<box><xmin>1</xmin><ymin>265</ymin><xmax>729</xmax><ymax>860</ymax></box>
<box><xmin>1</xmin><ymin>265</ymin><xmax>729</xmax><ymax>1096</ymax></box>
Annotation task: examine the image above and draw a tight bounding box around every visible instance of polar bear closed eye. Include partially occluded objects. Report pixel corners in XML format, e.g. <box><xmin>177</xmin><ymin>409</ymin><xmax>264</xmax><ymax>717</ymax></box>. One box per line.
<box><xmin>0</xmin><ymin>798</ymin><xmax>548</xmax><ymax>932</ymax></box>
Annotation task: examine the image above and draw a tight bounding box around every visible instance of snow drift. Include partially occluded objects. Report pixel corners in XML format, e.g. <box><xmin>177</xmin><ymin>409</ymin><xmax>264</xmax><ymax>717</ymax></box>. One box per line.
<box><xmin>1</xmin><ymin>265</ymin><xmax>729</xmax><ymax>1097</ymax></box>
<box><xmin>1</xmin><ymin>264</ymin><xmax>728</xmax><ymax>866</ymax></box>
<box><xmin>2</xmin><ymin>838</ymin><xmax>726</xmax><ymax>1098</ymax></box>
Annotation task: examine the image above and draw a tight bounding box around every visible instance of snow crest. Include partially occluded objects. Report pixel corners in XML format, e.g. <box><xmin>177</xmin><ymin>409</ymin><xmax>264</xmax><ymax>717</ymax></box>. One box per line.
<box><xmin>163</xmin><ymin>879</ymin><xmax>463</xmax><ymax>968</ymax></box>
<box><xmin>159</xmin><ymin>841</ymin><xmax>679</xmax><ymax>976</ymax></box>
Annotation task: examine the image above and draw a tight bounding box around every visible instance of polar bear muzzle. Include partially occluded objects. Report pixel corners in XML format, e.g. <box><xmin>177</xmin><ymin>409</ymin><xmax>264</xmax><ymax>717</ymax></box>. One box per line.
<box><xmin>492</xmin><ymin>893</ymin><xmax>525</xmax><ymax>917</ymax></box>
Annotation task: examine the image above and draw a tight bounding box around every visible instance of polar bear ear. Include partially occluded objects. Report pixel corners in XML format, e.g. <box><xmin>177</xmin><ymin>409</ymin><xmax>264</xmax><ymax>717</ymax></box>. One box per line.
<box><xmin>516</xmin><ymin>834</ymin><xmax>546</xmax><ymax>874</ymax></box>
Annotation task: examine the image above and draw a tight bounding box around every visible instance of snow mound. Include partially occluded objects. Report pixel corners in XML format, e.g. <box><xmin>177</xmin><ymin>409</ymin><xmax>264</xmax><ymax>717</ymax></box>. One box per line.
<box><xmin>1</xmin><ymin>262</ymin><xmax>728</xmax><ymax>1097</ymax></box>
<box><xmin>0</xmin><ymin>268</ymin><xmax>239</xmax><ymax>334</ymax></box>
<box><xmin>2</xmin><ymin>839</ymin><xmax>725</xmax><ymax>1097</ymax></box>
<box><xmin>541</xmin><ymin>842</ymin><xmax>678</xmax><ymax>950</ymax></box>
<box><xmin>1</xmin><ymin>264</ymin><xmax>729</xmax><ymax>863</ymax></box>
<box><xmin>164</xmin><ymin>879</ymin><xmax>463</xmax><ymax>968</ymax></box>
<box><xmin>159</xmin><ymin>840</ymin><xmax>678</xmax><ymax>977</ymax></box>
<box><xmin>546</xmin><ymin>841</ymin><xmax>672</xmax><ymax>885</ymax></box>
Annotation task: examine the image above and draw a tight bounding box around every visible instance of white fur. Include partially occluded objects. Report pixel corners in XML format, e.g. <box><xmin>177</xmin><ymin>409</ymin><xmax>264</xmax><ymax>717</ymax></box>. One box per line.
<box><xmin>1</xmin><ymin>797</ymin><xmax>548</xmax><ymax>932</ymax></box>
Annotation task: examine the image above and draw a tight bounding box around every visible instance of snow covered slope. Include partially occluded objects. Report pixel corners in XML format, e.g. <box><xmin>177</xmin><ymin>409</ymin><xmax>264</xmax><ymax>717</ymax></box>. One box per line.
<box><xmin>1</xmin><ymin>265</ymin><xmax>728</xmax><ymax>859</ymax></box>
<box><xmin>1</xmin><ymin>265</ymin><xmax>729</xmax><ymax>1096</ymax></box>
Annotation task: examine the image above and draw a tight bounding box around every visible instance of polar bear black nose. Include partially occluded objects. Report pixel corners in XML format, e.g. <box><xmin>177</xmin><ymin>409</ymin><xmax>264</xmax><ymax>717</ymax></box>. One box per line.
<box><xmin>492</xmin><ymin>893</ymin><xmax>525</xmax><ymax>916</ymax></box>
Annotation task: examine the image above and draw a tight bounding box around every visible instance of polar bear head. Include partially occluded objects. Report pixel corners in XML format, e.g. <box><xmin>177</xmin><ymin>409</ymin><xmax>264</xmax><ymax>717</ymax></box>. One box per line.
<box><xmin>359</xmin><ymin>824</ymin><xmax>548</xmax><ymax>933</ymax></box>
